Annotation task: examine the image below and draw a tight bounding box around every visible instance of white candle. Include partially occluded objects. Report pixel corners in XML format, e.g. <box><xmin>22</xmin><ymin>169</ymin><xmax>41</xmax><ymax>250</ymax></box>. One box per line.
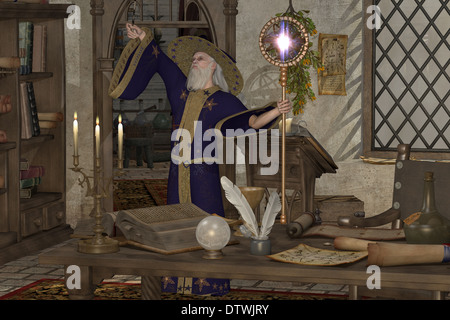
<box><xmin>118</xmin><ymin>114</ymin><xmax>123</xmax><ymax>160</ymax></box>
<box><xmin>73</xmin><ymin>112</ymin><xmax>78</xmax><ymax>157</ymax></box>
<box><xmin>278</xmin><ymin>118</ymin><xmax>293</xmax><ymax>133</ymax></box>
<box><xmin>95</xmin><ymin>116</ymin><xmax>100</xmax><ymax>159</ymax></box>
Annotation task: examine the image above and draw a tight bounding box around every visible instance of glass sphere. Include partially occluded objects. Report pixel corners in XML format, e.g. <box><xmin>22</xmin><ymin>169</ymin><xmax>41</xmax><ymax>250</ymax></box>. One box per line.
<box><xmin>195</xmin><ymin>216</ymin><xmax>231</xmax><ymax>251</ymax></box>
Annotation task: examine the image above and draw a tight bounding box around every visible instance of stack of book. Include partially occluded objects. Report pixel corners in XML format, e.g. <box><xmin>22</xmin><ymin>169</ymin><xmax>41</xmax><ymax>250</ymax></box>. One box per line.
<box><xmin>19</xmin><ymin>81</ymin><xmax>40</xmax><ymax>139</ymax></box>
<box><xmin>20</xmin><ymin>161</ymin><xmax>45</xmax><ymax>199</ymax></box>
<box><xmin>18</xmin><ymin>21</ymin><xmax>47</xmax><ymax>75</ymax></box>
<box><xmin>38</xmin><ymin>112</ymin><xmax>63</xmax><ymax>129</ymax></box>
<box><xmin>0</xmin><ymin>56</ymin><xmax>20</xmax><ymax>76</ymax></box>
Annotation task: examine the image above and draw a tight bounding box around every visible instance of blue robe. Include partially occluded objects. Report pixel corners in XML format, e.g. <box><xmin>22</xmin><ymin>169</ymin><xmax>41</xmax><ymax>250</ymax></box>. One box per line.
<box><xmin>110</xmin><ymin>32</ymin><xmax>279</xmax><ymax>296</ymax></box>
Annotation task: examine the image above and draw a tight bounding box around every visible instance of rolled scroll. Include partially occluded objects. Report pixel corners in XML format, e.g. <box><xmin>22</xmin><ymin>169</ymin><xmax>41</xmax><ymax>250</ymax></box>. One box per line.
<box><xmin>333</xmin><ymin>236</ymin><xmax>450</xmax><ymax>267</ymax></box>
<box><xmin>334</xmin><ymin>236</ymin><xmax>374</xmax><ymax>251</ymax></box>
<box><xmin>287</xmin><ymin>212</ymin><xmax>315</xmax><ymax>238</ymax></box>
<box><xmin>0</xmin><ymin>57</ymin><xmax>20</xmax><ymax>69</ymax></box>
<box><xmin>367</xmin><ymin>242</ymin><xmax>450</xmax><ymax>267</ymax></box>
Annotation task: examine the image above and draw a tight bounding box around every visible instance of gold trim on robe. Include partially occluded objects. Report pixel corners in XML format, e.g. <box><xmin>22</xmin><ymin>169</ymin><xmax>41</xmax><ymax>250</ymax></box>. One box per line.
<box><xmin>108</xmin><ymin>28</ymin><xmax>154</xmax><ymax>99</ymax></box>
<box><xmin>176</xmin><ymin>86</ymin><xmax>221</xmax><ymax>204</ymax></box>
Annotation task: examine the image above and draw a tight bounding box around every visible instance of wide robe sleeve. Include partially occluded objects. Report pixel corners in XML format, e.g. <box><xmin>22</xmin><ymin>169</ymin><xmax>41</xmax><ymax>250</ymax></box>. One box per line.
<box><xmin>215</xmin><ymin>101</ymin><xmax>281</xmax><ymax>137</ymax></box>
<box><xmin>108</xmin><ymin>28</ymin><xmax>186</xmax><ymax>102</ymax></box>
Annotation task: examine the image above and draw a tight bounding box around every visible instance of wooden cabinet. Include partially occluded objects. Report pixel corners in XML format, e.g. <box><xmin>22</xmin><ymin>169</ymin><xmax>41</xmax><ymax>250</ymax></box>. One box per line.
<box><xmin>0</xmin><ymin>3</ymin><xmax>72</xmax><ymax>259</ymax></box>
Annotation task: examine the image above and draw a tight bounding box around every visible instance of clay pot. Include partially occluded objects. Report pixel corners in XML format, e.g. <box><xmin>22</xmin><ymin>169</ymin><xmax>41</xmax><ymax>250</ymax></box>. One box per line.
<box><xmin>0</xmin><ymin>130</ymin><xmax>7</xmax><ymax>143</ymax></box>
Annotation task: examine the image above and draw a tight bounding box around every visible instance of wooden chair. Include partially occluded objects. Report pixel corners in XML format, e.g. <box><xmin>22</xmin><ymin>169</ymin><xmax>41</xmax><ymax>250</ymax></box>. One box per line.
<box><xmin>123</xmin><ymin>122</ymin><xmax>154</xmax><ymax>168</ymax></box>
<box><xmin>338</xmin><ymin>144</ymin><xmax>450</xmax><ymax>228</ymax></box>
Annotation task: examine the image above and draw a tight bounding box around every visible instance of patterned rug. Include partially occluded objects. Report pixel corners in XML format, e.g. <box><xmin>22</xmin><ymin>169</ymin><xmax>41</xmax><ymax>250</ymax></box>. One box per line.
<box><xmin>143</xmin><ymin>179</ymin><xmax>168</xmax><ymax>206</ymax></box>
<box><xmin>0</xmin><ymin>279</ymin><xmax>347</xmax><ymax>300</ymax></box>
<box><xmin>113</xmin><ymin>179</ymin><xmax>168</xmax><ymax>211</ymax></box>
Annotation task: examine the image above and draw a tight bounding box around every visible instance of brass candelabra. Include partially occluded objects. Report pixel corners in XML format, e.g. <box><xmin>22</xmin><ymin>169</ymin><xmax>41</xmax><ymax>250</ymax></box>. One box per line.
<box><xmin>71</xmin><ymin>155</ymin><xmax>119</xmax><ymax>254</ymax></box>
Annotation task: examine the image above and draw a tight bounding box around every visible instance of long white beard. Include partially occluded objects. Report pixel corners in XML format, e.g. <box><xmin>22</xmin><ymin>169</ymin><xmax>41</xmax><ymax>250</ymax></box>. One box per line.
<box><xmin>186</xmin><ymin>64</ymin><xmax>213</xmax><ymax>91</ymax></box>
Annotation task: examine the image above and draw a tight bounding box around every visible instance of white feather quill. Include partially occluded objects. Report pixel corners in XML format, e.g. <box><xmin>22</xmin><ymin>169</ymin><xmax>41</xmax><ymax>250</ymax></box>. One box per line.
<box><xmin>220</xmin><ymin>176</ymin><xmax>259</xmax><ymax>237</ymax></box>
<box><xmin>258</xmin><ymin>191</ymin><xmax>281</xmax><ymax>239</ymax></box>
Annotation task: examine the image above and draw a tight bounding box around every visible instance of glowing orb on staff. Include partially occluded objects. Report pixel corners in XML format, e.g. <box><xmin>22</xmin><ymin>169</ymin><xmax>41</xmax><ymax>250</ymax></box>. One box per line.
<box><xmin>277</xmin><ymin>27</ymin><xmax>291</xmax><ymax>61</ymax></box>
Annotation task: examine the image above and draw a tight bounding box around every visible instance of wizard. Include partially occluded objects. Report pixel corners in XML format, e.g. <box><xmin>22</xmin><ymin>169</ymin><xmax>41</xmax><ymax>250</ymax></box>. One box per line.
<box><xmin>109</xmin><ymin>23</ymin><xmax>292</xmax><ymax>218</ymax></box>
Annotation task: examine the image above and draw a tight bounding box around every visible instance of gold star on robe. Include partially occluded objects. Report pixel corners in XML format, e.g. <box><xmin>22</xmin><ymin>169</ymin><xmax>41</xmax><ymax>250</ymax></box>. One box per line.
<box><xmin>194</xmin><ymin>278</ymin><xmax>211</xmax><ymax>292</ymax></box>
<box><xmin>161</xmin><ymin>277</ymin><xmax>176</xmax><ymax>289</ymax></box>
<box><xmin>152</xmin><ymin>45</ymin><xmax>160</xmax><ymax>58</ymax></box>
<box><xmin>204</xmin><ymin>98</ymin><xmax>218</xmax><ymax>111</ymax></box>
<box><xmin>180</xmin><ymin>90</ymin><xmax>188</xmax><ymax>101</ymax></box>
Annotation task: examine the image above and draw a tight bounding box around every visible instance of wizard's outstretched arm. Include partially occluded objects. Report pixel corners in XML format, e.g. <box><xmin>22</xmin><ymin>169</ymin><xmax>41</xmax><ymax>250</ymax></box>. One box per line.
<box><xmin>108</xmin><ymin>26</ymin><xmax>185</xmax><ymax>100</ymax></box>
<box><xmin>248</xmin><ymin>99</ymin><xmax>292</xmax><ymax>129</ymax></box>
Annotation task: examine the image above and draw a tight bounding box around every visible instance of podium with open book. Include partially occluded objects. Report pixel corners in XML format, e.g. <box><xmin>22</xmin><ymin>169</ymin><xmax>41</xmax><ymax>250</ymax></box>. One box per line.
<box><xmin>245</xmin><ymin>125</ymin><xmax>339</xmax><ymax>223</ymax></box>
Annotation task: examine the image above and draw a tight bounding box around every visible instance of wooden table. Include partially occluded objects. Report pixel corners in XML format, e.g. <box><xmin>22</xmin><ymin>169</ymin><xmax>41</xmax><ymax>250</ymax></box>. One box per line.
<box><xmin>38</xmin><ymin>225</ymin><xmax>450</xmax><ymax>300</ymax></box>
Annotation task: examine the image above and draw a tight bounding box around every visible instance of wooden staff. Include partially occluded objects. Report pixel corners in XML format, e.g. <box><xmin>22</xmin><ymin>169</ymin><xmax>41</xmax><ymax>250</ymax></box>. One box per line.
<box><xmin>259</xmin><ymin>15</ymin><xmax>309</xmax><ymax>224</ymax></box>
<box><xmin>279</xmin><ymin>66</ymin><xmax>288</xmax><ymax>224</ymax></box>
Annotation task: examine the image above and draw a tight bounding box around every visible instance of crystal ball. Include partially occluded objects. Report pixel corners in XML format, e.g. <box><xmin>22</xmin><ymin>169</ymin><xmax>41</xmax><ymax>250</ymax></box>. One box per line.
<box><xmin>195</xmin><ymin>215</ymin><xmax>231</xmax><ymax>251</ymax></box>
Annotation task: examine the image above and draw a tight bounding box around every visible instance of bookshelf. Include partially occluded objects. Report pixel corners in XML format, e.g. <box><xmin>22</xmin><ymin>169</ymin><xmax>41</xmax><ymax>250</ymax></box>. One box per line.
<box><xmin>0</xmin><ymin>3</ymin><xmax>72</xmax><ymax>260</ymax></box>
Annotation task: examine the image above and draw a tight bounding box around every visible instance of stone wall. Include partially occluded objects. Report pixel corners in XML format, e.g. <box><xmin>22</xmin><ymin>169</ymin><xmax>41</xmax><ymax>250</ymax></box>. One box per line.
<box><xmin>50</xmin><ymin>0</ymin><xmax>95</xmax><ymax>227</ymax></box>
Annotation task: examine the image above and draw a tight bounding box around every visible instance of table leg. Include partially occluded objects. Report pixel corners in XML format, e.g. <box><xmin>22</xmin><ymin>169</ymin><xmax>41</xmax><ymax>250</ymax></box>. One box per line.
<box><xmin>348</xmin><ymin>285</ymin><xmax>359</xmax><ymax>300</ymax></box>
<box><xmin>64</xmin><ymin>265</ymin><xmax>97</xmax><ymax>300</ymax></box>
<box><xmin>141</xmin><ymin>276</ymin><xmax>161</xmax><ymax>300</ymax></box>
<box><xmin>432</xmin><ymin>291</ymin><xmax>444</xmax><ymax>300</ymax></box>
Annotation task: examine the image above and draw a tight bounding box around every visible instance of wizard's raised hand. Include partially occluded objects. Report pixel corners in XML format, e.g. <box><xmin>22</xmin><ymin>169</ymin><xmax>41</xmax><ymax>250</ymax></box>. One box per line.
<box><xmin>126</xmin><ymin>23</ymin><xmax>146</xmax><ymax>41</ymax></box>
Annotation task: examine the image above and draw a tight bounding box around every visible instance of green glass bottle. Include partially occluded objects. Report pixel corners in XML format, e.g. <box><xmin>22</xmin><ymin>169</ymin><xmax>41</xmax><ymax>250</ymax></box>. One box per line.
<box><xmin>404</xmin><ymin>171</ymin><xmax>450</xmax><ymax>244</ymax></box>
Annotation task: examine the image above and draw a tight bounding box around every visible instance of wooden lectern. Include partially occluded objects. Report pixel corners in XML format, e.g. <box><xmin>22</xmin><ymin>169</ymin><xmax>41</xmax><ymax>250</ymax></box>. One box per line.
<box><xmin>239</xmin><ymin>125</ymin><xmax>338</xmax><ymax>223</ymax></box>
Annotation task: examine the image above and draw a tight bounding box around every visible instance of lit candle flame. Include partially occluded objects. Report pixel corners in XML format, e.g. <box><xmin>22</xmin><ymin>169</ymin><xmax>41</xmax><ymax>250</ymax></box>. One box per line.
<box><xmin>74</xmin><ymin>111</ymin><xmax>77</xmax><ymax>120</ymax></box>
<box><xmin>118</xmin><ymin>114</ymin><xmax>122</xmax><ymax>124</ymax></box>
<box><xmin>96</xmin><ymin>116</ymin><xmax>99</xmax><ymax>125</ymax></box>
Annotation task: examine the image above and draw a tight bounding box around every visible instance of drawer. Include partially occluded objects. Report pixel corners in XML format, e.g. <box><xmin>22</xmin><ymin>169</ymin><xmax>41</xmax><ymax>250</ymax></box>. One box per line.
<box><xmin>21</xmin><ymin>208</ymin><xmax>43</xmax><ymax>237</ymax></box>
<box><xmin>43</xmin><ymin>201</ymin><xmax>65</xmax><ymax>230</ymax></box>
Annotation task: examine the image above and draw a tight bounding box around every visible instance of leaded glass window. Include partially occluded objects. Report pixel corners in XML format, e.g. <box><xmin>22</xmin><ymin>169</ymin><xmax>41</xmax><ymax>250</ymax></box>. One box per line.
<box><xmin>372</xmin><ymin>0</ymin><xmax>449</xmax><ymax>153</ymax></box>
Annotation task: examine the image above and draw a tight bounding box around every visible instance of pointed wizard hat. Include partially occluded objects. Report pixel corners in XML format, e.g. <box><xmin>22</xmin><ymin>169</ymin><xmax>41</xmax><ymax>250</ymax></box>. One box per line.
<box><xmin>167</xmin><ymin>36</ymin><xmax>244</xmax><ymax>96</ymax></box>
